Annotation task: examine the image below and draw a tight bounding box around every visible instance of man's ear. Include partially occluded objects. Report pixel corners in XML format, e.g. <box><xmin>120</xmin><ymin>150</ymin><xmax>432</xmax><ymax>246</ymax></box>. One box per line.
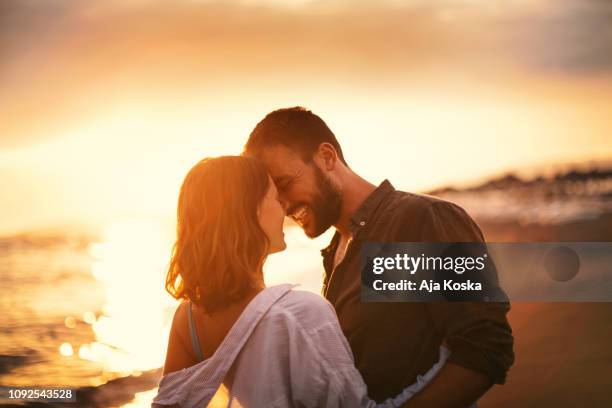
<box><xmin>316</xmin><ymin>143</ymin><xmax>338</xmax><ymax>171</ymax></box>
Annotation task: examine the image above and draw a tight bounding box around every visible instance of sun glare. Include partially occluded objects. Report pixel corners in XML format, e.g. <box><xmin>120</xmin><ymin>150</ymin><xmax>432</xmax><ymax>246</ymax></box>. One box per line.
<box><xmin>81</xmin><ymin>219</ymin><xmax>177</xmax><ymax>378</ymax></box>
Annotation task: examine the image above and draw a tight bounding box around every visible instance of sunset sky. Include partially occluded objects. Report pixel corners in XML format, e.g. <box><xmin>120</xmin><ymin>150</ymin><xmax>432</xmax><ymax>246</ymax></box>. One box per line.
<box><xmin>1</xmin><ymin>0</ymin><xmax>611</xmax><ymax>235</ymax></box>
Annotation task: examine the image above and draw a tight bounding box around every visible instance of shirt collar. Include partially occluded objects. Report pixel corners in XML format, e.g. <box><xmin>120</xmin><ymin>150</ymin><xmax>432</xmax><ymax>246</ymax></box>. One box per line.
<box><xmin>320</xmin><ymin>179</ymin><xmax>395</xmax><ymax>256</ymax></box>
<box><xmin>348</xmin><ymin>179</ymin><xmax>395</xmax><ymax>235</ymax></box>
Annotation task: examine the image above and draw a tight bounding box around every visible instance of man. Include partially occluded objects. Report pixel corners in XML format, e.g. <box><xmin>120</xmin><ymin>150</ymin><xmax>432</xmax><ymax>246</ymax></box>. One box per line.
<box><xmin>243</xmin><ymin>107</ymin><xmax>514</xmax><ymax>407</ymax></box>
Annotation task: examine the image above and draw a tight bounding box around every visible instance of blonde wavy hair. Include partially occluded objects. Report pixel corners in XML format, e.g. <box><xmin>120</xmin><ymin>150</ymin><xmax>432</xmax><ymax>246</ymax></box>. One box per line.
<box><xmin>166</xmin><ymin>156</ymin><xmax>271</xmax><ymax>313</ymax></box>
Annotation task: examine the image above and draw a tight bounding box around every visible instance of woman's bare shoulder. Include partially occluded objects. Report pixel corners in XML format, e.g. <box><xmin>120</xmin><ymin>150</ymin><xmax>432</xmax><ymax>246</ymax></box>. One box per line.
<box><xmin>163</xmin><ymin>301</ymin><xmax>195</xmax><ymax>375</ymax></box>
<box><xmin>171</xmin><ymin>301</ymin><xmax>194</xmax><ymax>346</ymax></box>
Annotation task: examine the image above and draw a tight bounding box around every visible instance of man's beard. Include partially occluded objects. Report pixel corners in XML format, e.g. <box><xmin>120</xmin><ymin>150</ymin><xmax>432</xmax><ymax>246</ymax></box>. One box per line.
<box><xmin>306</xmin><ymin>165</ymin><xmax>342</xmax><ymax>238</ymax></box>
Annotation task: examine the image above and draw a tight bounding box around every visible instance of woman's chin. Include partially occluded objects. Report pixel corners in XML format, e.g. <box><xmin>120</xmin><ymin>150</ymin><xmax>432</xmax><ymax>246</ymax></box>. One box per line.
<box><xmin>278</xmin><ymin>241</ymin><xmax>287</xmax><ymax>252</ymax></box>
<box><xmin>269</xmin><ymin>240</ymin><xmax>287</xmax><ymax>254</ymax></box>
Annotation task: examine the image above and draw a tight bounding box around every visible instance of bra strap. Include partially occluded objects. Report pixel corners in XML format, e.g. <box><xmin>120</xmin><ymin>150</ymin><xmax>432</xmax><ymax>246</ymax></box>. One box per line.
<box><xmin>187</xmin><ymin>302</ymin><xmax>205</xmax><ymax>361</ymax></box>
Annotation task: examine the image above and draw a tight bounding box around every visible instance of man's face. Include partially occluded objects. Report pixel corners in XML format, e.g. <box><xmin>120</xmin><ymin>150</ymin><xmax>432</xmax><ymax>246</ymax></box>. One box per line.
<box><xmin>256</xmin><ymin>145</ymin><xmax>342</xmax><ymax>238</ymax></box>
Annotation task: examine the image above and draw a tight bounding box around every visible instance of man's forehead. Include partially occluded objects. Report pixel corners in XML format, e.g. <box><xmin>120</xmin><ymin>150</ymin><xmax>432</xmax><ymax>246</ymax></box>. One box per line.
<box><xmin>256</xmin><ymin>145</ymin><xmax>305</xmax><ymax>181</ymax></box>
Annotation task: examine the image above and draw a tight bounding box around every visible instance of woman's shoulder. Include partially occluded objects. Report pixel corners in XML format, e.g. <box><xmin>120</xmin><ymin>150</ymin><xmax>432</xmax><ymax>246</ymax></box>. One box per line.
<box><xmin>256</xmin><ymin>287</ymin><xmax>354</xmax><ymax>369</ymax></box>
<box><xmin>169</xmin><ymin>301</ymin><xmax>198</xmax><ymax>352</ymax></box>
<box><xmin>276</xmin><ymin>286</ymin><xmax>332</xmax><ymax>308</ymax></box>
<box><xmin>265</xmin><ymin>287</ymin><xmax>338</xmax><ymax>327</ymax></box>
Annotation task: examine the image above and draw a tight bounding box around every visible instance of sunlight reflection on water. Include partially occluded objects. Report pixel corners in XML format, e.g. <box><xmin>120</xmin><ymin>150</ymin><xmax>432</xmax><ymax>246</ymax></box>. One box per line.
<box><xmin>76</xmin><ymin>217</ymin><xmax>330</xmax><ymax>406</ymax></box>
<box><xmin>82</xmin><ymin>219</ymin><xmax>177</xmax><ymax>380</ymax></box>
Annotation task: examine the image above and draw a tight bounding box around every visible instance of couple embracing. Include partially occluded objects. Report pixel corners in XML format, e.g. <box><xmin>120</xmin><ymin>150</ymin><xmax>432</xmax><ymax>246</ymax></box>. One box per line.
<box><xmin>152</xmin><ymin>107</ymin><xmax>514</xmax><ymax>408</ymax></box>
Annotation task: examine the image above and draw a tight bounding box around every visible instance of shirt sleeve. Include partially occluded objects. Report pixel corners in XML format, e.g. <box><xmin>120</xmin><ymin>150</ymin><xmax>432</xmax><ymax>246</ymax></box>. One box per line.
<box><xmin>418</xmin><ymin>200</ymin><xmax>515</xmax><ymax>384</ymax></box>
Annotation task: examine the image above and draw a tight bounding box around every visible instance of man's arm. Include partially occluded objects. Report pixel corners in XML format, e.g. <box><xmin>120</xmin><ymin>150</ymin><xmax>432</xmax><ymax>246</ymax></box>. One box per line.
<box><xmin>402</xmin><ymin>200</ymin><xmax>515</xmax><ymax>406</ymax></box>
<box><xmin>401</xmin><ymin>362</ymin><xmax>492</xmax><ymax>408</ymax></box>
<box><xmin>403</xmin><ymin>296</ymin><xmax>512</xmax><ymax>407</ymax></box>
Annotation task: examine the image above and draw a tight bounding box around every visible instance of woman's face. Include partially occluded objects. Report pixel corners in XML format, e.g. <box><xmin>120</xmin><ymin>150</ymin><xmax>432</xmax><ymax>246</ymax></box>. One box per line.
<box><xmin>258</xmin><ymin>176</ymin><xmax>287</xmax><ymax>254</ymax></box>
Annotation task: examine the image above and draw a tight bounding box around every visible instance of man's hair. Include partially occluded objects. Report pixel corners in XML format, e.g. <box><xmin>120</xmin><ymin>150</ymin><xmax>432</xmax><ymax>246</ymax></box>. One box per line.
<box><xmin>244</xmin><ymin>107</ymin><xmax>347</xmax><ymax>165</ymax></box>
<box><xmin>166</xmin><ymin>156</ymin><xmax>270</xmax><ymax>313</ymax></box>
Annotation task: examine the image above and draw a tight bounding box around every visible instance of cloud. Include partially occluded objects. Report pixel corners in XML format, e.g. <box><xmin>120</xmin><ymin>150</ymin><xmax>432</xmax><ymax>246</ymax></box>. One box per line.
<box><xmin>1</xmin><ymin>0</ymin><xmax>610</xmax><ymax>148</ymax></box>
<box><xmin>496</xmin><ymin>0</ymin><xmax>612</xmax><ymax>75</ymax></box>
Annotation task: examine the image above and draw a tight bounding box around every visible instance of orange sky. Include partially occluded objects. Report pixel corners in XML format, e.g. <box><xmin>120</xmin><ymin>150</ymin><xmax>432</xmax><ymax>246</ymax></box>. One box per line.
<box><xmin>1</xmin><ymin>0</ymin><xmax>611</xmax><ymax>235</ymax></box>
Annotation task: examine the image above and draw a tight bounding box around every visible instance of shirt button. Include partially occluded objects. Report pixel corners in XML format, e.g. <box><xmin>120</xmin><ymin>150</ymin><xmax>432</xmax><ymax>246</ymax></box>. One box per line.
<box><xmin>359</xmin><ymin>221</ymin><xmax>366</xmax><ymax>226</ymax></box>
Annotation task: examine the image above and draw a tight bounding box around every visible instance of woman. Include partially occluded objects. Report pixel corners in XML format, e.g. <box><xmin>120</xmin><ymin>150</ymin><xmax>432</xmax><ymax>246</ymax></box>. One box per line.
<box><xmin>153</xmin><ymin>156</ymin><xmax>448</xmax><ymax>408</ymax></box>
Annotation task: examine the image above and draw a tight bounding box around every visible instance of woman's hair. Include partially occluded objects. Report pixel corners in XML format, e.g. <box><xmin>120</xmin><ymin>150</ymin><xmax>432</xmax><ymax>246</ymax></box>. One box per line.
<box><xmin>166</xmin><ymin>155</ymin><xmax>271</xmax><ymax>313</ymax></box>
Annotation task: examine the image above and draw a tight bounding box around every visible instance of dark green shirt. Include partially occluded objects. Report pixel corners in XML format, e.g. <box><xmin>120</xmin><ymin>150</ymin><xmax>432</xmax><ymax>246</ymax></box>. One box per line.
<box><xmin>321</xmin><ymin>180</ymin><xmax>514</xmax><ymax>402</ymax></box>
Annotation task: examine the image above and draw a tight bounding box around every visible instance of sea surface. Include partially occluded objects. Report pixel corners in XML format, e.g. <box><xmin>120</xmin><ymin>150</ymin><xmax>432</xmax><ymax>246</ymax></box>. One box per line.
<box><xmin>0</xmin><ymin>221</ymin><xmax>330</xmax><ymax>407</ymax></box>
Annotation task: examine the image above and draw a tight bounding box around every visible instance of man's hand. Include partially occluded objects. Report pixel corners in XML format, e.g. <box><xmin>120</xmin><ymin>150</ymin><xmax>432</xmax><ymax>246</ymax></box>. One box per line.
<box><xmin>401</xmin><ymin>362</ymin><xmax>492</xmax><ymax>408</ymax></box>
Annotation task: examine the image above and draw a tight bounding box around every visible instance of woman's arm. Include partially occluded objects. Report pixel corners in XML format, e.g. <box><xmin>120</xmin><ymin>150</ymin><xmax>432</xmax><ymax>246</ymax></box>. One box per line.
<box><xmin>163</xmin><ymin>302</ymin><xmax>198</xmax><ymax>375</ymax></box>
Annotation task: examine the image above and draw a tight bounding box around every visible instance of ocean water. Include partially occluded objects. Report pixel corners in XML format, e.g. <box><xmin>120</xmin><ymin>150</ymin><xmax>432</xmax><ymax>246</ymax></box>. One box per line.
<box><xmin>0</xmin><ymin>220</ymin><xmax>330</xmax><ymax>407</ymax></box>
<box><xmin>1</xmin><ymin>171</ymin><xmax>610</xmax><ymax>406</ymax></box>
